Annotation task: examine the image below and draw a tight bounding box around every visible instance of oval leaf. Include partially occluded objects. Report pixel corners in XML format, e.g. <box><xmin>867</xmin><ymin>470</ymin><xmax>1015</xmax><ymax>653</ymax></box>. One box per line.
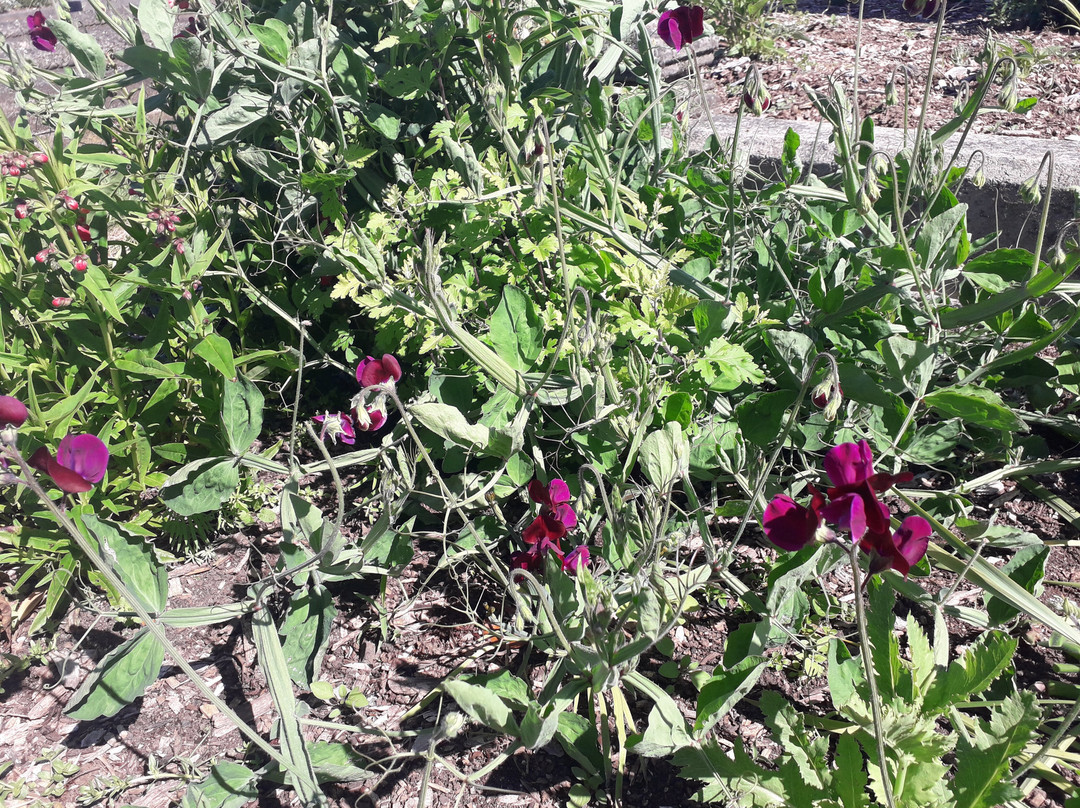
<box><xmin>82</xmin><ymin>514</ymin><xmax>167</xmax><ymax>612</ymax></box>
<box><xmin>65</xmin><ymin>628</ymin><xmax>165</xmax><ymax>720</ymax></box>
<box><xmin>161</xmin><ymin>457</ymin><xmax>240</xmax><ymax>516</ymax></box>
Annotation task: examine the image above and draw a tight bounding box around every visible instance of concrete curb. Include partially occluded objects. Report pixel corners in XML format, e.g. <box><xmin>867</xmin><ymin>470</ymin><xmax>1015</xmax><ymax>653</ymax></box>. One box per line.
<box><xmin>682</xmin><ymin>109</ymin><xmax>1079</xmax><ymax>253</ymax></box>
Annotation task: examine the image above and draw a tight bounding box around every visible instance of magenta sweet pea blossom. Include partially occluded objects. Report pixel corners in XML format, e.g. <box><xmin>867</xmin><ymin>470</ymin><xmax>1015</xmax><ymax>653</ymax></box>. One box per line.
<box><xmin>357</xmin><ymin>354</ymin><xmax>402</xmax><ymax>388</ymax></box>
<box><xmin>29</xmin><ymin>434</ymin><xmax>109</xmax><ymax>493</ymax></box>
<box><xmin>513</xmin><ymin>478</ymin><xmax>580</xmax><ymax>573</ymax></box>
<box><xmin>763</xmin><ymin>440</ymin><xmax>929</xmax><ymax>577</ymax></box>
<box><xmin>762</xmin><ymin>486</ymin><xmax>828</xmax><ymax>551</ymax></box>
<box><xmin>27</xmin><ymin>11</ymin><xmax>57</xmax><ymax>52</ymax></box>
<box><xmin>862</xmin><ymin>516</ymin><xmax>932</xmax><ymax>578</ymax></box>
<box><xmin>562</xmin><ymin>544</ymin><xmax>590</xmax><ymax>576</ymax></box>
<box><xmin>657</xmin><ymin>5</ymin><xmax>704</xmax><ymax>52</ymax></box>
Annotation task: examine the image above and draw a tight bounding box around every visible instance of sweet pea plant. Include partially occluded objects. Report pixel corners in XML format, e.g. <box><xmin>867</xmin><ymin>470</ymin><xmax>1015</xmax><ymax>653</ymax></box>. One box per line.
<box><xmin>2</xmin><ymin>0</ymin><xmax>1080</xmax><ymax>805</ymax></box>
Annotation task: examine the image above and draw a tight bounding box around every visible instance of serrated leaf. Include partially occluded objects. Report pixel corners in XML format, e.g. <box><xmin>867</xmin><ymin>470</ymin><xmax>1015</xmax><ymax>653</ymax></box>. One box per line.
<box><xmin>924</xmin><ymin>633</ymin><xmax>1018</xmax><ymax>713</ymax></box>
<box><xmin>222</xmin><ymin>375</ymin><xmax>263</xmax><ymax>455</ymax></box>
<box><xmin>951</xmin><ymin>693</ymin><xmax>1040</xmax><ymax>808</ymax></box>
<box><xmin>834</xmin><ymin>734</ymin><xmax>868</xmax><ymax>808</ymax></box>
<box><xmin>674</xmin><ymin>740</ymin><xmax>787</xmax><ymax>806</ymax></box>
<box><xmin>759</xmin><ymin>690</ymin><xmax>829</xmax><ymax>789</ymax></box>
<box><xmin>906</xmin><ymin>613</ymin><xmax>934</xmax><ymax>698</ymax></box>
<box><xmin>160</xmin><ymin>457</ymin><xmax>240</xmax><ymax>516</ymax></box>
<box><xmin>444</xmin><ymin>680</ymin><xmax>519</xmax><ymax>735</ymax></box>
<box><xmin>65</xmin><ymin>628</ymin><xmax>165</xmax><ymax>720</ymax></box>
<box><xmin>867</xmin><ymin>580</ymin><xmax>901</xmax><ymax>700</ymax></box>
<box><xmin>181</xmin><ymin>762</ymin><xmax>258</xmax><ymax>808</ymax></box>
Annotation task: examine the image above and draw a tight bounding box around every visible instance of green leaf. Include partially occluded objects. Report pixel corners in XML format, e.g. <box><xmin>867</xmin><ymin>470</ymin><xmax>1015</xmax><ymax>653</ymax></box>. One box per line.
<box><xmin>924</xmin><ymin>633</ymin><xmax>1018</xmax><ymax>712</ymax></box>
<box><xmin>181</xmin><ymin>762</ymin><xmax>259</xmax><ymax>808</ymax></box>
<box><xmin>365</xmin><ymin>104</ymin><xmax>401</xmax><ymax>139</ymax></box>
<box><xmin>951</xmin><ymin>693</ymin><xmax>1040</xmax><ymax>808</ymax></box>
<box><xmin>639</xmin><ymin>422</ymin><xmax>689</xmax><ymax>491</ymax></box>
<box><xmin>201</xmin><ymin>90</ymin><xmax>271</xmax><ymax>144</ymax></box>
<box><xmin>834</xmin><ymin>733</ymin><xmax>868</xmax><ymax>808</ymax></box>
<box><xmin>924</xmin><ymin>385</ymin><xmax>1025</xmax><ymax>433</ymax></box>
<box><xmin>249</xmin><ymin>23</ymin><xmax>290</xmax><ymax>63</ymax></box>
<box><xmin>462</xmin><ymin>670</ymin><xmax>532</xmax><ymax>709</ymax></box>
<box><xmin>79</xmin><ymin>265</ymin><xmax>125</xmax><ymax>323</ymax></box>
<box><xmin>280</xmin><ymin>586</ymin><xmax>337</xmax><ymax>686</ymax></box>
<box><xmin>65</xmin><ymin>628</ymin><xmax>165</xmax><ymax>720</ymax></box>
<box><xmin>828</xmin><ymin>638</ymin><xmax>865</xmax><ymax>713</ymax></box>
<box><xmin>411</xmin><ymin>402</ymin><xmax>508</xmax><ymax>456</ymax></box>
<box><xmin>906</xmin><ymin>613</ymin><xmax>935</xmax><ymax>698</ymax></box>
<box><xmin>759</xmin><ymin>690</ymin><xmax>829</xmax><ymax>789</ymax></box>
<box><xmin>694</xmin><ymin>337</ymin><xmax>764</xmax><ymax>392</ymax></box>
<box><xmin>488</xmin><ymin>285</ymin><xmax>542</xmax><ymax>371</ymax></box>
<box><xmin>695</xmin><ymin>657</ymin><xmax>766</xmax><ymax>736</ymax></box>
<box><xmin>867</xmin><ymin>579</ymin><xmax>901</xmax><ymax>700</ymax></box>
<box><xmin>81</xmin><ymin>514</ymin><xmax>167</xmax><ymax>613</ymax></box>
<box><xmin>736</xmin><ymin>390</ymin><xmax>795</xmax><ymax>448</ymax></box>
<box><xmin>984</xmin><ymin>544</ymin><xmax>1047</xmax><ymax>624</ymax></box>
<box><xmin>222</xmin><ymin>375</ymin><xmax>264</xmax><ymax>455</ymax></box>
<box><xmin>877</xmin><ymin>335</ymin><xmax>934</xmax><ymax>394</ymax></box>
<box><xmin>444</xmin><ymin>679</ymin><xmax>519</xmax><ymax>735</ymax></box>
<box><xmin>520</xmin><ymin>704</ymin><xmax>560</xmax><ymax>750</ymax></box>
<box><xmin>941</xmin><ymin>265</ymin><xmax>1064</xmax><ymax>329</ymax></box>
<box><xmin>674</xmin><ymin>740</ymin><xmax>787</xmax><ymax>805</ymax></box>
<box><xmin>50</xmin><ymin>19</ymin><xmax>106</xmax><ymax>78</ymax></box>
<box><xmin>193</xmin><ymin>334</ymin><xmax>236</xmax><ymax>380</ymax></box>
<box><xmin>137</xmin><ymin>0</ymin><xmax>176</xmax><ymax>53</ymax></box>
<box><xmin>160</xmin><ymin>457</ymin><xmax>240</xmax><ymax>516</ymax></box>
<box><xmin>249</xmin><ymin>589</ymin><xmax>325</xmax><ymax>804</ymax></box>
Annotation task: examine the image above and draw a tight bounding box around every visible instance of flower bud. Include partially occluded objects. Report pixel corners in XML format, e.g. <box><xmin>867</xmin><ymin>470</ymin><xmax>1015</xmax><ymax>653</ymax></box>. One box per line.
<box><xmin>742</xmin><ymin>66</ymin><xmax>771</xmax><ymax>116</ymax></box>
<box><xmin>73</xmin><ymin>255</ymin><xmax>88</xmax><ymax>271</ymax></box>
<box><xmin>31</xmin><ymin>152</ymin><xmax>48</xmax><ymax>164</ymax></box>
<box><xmin>14</xmin><ymin>201</ymin><xmax>29</xmax><ymax>219</ymax></box>
<box><xmin>61</xmin><ymin>194</ymin><xmax>79</xmax><ymax>211</ymax></box>
<box><xmin>51</xmin><ymin>297</ymin><xmax>72</xmax><ymax>308</ymax></box>
<box><xmin>884</xmin><ymin>79</ymin><xmax>899</xmax><ymax>106</ymax></box>
<box><xmin>999</xmin><ymin>74</ymin><xmax>1019</xmax><ymax>113</ymax></box>
<box><xmin>1020</xmin><ymin>175</ymin><xmax>1042</xmax><ymax>206</ymax></box>
<box><xmin>0</xmin><ymin>396</ymin><xmax>28</xmax><ymax>428</ymax></box>
<box><xmin>34</xmin><ymin>247</ymin><xmax>55</xmax><ymax>263</ymax></box>
<box><xmin>1051</xmin><ymin>241</ymin><xmax>1069</xmax><ymax>269</ymax></box>
<box><xmin>971</xmin><ymin>166</ymin><xmax>986</xmax><ymax>188</ymax></box>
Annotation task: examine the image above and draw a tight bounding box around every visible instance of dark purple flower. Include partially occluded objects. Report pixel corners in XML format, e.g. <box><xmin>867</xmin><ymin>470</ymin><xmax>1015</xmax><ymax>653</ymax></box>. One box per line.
<box><xmin>357</xmin><ymin>354</ymin><xmax>402</xmax><ymax>388</ymax></box>
<box><xmin>29</xmin><ymin>434</ymin><xmax>109</xmax><ymax>492</ymax></box>
<box><xmin>528</xmin><ymin>478</ymin><xmax>577</xmax><ymax>529</ymax></box>
<box><xmin>27</xmin><ymin>11</ymin><xmax>57</xmax><ymax>52</ymax></box>
<box><xmin>0</xmin><ymin>396</ymin><xmax>28</xmax><ymax>428</ymax></box>
<box><xmin>763</xmin><ymin>486</ymin><xmax>827</xmax><ymax>551</ymax></box>
<box><xmin>863</xmin><ymin>516</ymin><xmax>931</xmax><ymax>577</ymax></box>
<box><xmin>657</xmin><ymin>5</ymin><xmax>704</xmax><ymax>52</ymax></box>
<box><xmin>821</xmin><ymin>440</ymin><xmax>912</xmax><ymax>542</ymax></box>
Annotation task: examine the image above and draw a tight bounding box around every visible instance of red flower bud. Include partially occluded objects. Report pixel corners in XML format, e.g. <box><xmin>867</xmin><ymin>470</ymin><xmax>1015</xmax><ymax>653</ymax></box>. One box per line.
<box><xmin>73</xmin><ymin>254</ymin><xmax>88</xmax><ymax>271</ymax></box>
<box><xmin>51</xmin><ymin>297</ymin><xmax>72</xmax><ymax>308</ymax></box>
<box><xmin>0</xmin><ymin>395</ymin><xmax>28</xmax><ymax>428</ymax></box>
<box><xmin>14</xmin><ymin>201</ymin><xmax>29</xmax><ymax>219</ymax></box>
<box><xmin>31</xmin><ymin>152</ymin><xmax>48</xmax><ymax>164</ymax></box>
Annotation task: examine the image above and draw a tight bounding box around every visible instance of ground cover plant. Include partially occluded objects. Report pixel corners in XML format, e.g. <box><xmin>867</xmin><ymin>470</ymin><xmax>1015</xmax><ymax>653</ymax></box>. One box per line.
<box><xmin>1</xmin><ymin>0</ymin><xmax>1080</xmax><ymax>804</ymax></box>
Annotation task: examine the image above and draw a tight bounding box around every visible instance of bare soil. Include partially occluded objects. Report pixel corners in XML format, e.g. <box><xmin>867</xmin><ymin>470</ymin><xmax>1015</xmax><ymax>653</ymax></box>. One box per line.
<box><xmin>697</xmin><ymin>0</ymin><xmax>1080</xmax><ymax>139</ymax></box>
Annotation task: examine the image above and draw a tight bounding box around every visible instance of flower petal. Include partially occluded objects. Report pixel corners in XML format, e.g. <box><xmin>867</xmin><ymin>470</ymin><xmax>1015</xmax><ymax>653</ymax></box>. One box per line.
<box><xmin>894</xmin><ymin>516</ymin><xmax>931</xmax><ymax>572</ymax></box>
<box><xmin>547</xmin><ymin>478</ymin><xmax>571</xmax><ymax>506</ymax></box>
<box><xmin>0</xmin><ymin>396</ymin><xmax>28</xmax><ymax>428</ymax></box>
<box><xmin>763</xmin><ymin>494</ymin><xmax>818</xmax><ymax>552</ymax></box>
<box><xmin>824</xmin><ymin>440</ymin><xmax>874</xmax><ymax>487</ymax></box>
<box><xmin>56</xmin><ymin>434</ymin><xmax>109</xmax><ymax>484</ymax></box>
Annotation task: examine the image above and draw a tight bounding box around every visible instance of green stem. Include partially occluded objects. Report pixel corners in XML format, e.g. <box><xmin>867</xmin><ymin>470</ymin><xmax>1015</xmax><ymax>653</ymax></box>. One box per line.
<box><xmin>900</xmin><ymin>0</ymin><xmax>949</xmax><ymax>216</ymax></box>
<box><xmin>1012</xmin><ymin>697</ymin><xmax>1080</xmax><ymax>780</ymax></box>
<box><xmin>848</xmin><ymin>544</ymin><xmax>898</xmax><ymax>808</ymax></box>
<box><xmin>4</xmin><ymin>447</ymin><xmax>311</xmax><ymax>789</ymax></box>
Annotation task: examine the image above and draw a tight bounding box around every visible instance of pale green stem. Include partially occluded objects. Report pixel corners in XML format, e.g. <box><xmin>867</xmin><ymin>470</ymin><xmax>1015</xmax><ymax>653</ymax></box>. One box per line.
<box><xmin>848</xmin><ymin>544</ymin><xmax>898</xmax><ymax>808</ymax></box>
